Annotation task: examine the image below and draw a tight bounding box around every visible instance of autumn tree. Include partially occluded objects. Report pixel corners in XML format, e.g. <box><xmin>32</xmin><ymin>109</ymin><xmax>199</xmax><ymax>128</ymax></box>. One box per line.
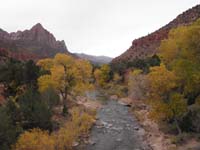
<box><xmin>94</xmin><ymin>64</ymin><xmax>111</xmax><ymax>87</ymax></box>
<box><xmin>37</xmin><ymin>53</ymin><xmax>93</xmax><ymax>108</ymax></box>
<box><xmin>113</xmin><ymin>73</ymin><xmax>122</xmax><ymax>84</ymax></box>
<box><xmin>148</xmin><ymin>64</ymin><xmax>177</xmax><ymax>101</ymax></box>
<box><xmin>159</xmin><ymin>19</ymin><xmax>200</xmax><ymax>105</ymax></box>
<box><xmin>73</xmin><ymin>59</ymin><xmax>93</xmax><ymax>94</ymax></box>
<box><xmin>147</xmin><ymin>64</ymin><xmax>187</xmax><ymax>134</ymax></box>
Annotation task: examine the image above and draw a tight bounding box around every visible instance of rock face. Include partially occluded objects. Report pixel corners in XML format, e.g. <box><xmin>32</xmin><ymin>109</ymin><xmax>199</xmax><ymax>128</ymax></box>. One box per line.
<box><xmin>111</xmin><ymin>5</ymin><xmax>200</xmax><ymax>66</ymax></box>
<box><xmin>0</xmin><ymin>23</ymin><xmax>69</xmax><ymax>60</ymax></box>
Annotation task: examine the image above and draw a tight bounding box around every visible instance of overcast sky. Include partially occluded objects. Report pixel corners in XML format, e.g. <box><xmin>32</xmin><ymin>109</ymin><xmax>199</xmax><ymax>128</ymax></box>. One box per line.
<box><xmin>0</xmin><ymin>0</ymin><xmax>199</xmax><ymax>57</ymax></box>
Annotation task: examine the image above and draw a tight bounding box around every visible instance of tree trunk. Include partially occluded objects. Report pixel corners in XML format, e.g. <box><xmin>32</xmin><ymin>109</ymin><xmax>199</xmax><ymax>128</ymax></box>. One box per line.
<box><xmin>63</xmin><ymin>93</ymin><xmax>67</xmax><ymax>106</ymax></box>
<box><xmin>174</xmin><ymin>118</ymin><xmax>182</xmax><ymax>135</ymax></box>
<box><xmin>63</xmin><ymin>65</ymin><xmax>68</xmax><ymax>107</ymax></box>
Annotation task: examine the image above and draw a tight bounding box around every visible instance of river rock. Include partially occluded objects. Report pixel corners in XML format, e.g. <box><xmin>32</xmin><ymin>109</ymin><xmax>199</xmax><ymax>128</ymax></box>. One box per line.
<box><xmin>116</xmin><ymin>138</ymin><xmax>122</xmax><ymax>142</ymax></box>
<box><xmin>88</xmin><ymin>139</ymin><xmax>96</xmax><ymax>145</ymax></box>
<box><xmin>110</xmin><ymin>95</ymin><xmax>118</xmax><ymax>100</ymax></box>
<box><xmin>72</xmin><ymin>141</ymin><xmax>79</xmax><ymax>147</ymax></box>
<box><xmin>119</xmin><ymin>97</ymin><xmax>133</xmax><ymax>106</ymax></box>
<box><xmin>134</xmin><ymin>127</ymin><xmax>140</xmax><ymax>131</ymax></box>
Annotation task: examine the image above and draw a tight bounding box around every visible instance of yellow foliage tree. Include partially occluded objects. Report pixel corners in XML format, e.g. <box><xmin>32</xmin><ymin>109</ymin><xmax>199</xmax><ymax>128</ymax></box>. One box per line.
<box><xmin>37</xmin><ymin>54</ymin><xmax>93</xmax><ymax>106</ymax></box>
<box><xmin>149</xmin><ymin>93</ymin><xmax>187</xmax><ymax>134</ymax></box>
<box><xmin>94</xmin><ymin>64</ymin><xmax>110</xmax><ymax>87</ymax></box>
<box><xmin>37</xmin><ymin>58</ymin><xmax>54</xmax><ymax>71</ymax></box>
<box><xmin>159</xmin><ymin>19</ymin><xmax>200</xmax><ymax>104</ymax></box>
<box><xmin>74</xmin><ymin>59</ymin><xmax>93</xmax><ymax>94</ymax></box>
<box><xmin>160</xmin><ymin>19</ymin><xmax>200</xmax><ymax>67</ymax></box>
<box><xmin>148</xmin><ymin>64</ymin><xmax>177</xmax><ymax>101</ymax></box>
<box><xmin>113</xmin><ymin>73</ymin><xmax>122</xmax><ymax>84</ymax></box>
<box><xmin>148</xmin><ymin>64</ymin><xmax>187</xmax><ymax>134</ymax></box>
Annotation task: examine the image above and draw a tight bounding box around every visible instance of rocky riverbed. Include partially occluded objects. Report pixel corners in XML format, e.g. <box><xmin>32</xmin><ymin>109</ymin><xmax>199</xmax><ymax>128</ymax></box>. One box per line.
<box><xmin>86</xmin><ymin>100</ymin><xmax>151</xmax><ymax>150</ymax></box>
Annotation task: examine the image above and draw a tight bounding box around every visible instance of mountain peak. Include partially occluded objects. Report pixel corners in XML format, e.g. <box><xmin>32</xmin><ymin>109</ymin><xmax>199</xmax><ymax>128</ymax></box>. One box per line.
<box><xmin>31</xmin><ymin>23</ymin><xmax>45</xmax><ymax>31</ymax></box>
<box><xmin>0</xmin><ymin>23</ymin><xmax>69</xmax><ymax>60</ymax></box>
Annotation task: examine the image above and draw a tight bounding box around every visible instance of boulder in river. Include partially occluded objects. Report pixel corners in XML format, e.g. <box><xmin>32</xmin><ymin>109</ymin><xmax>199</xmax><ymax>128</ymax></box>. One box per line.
<box><xmin>110</xmin><ymin>95</ymin><xmax>118</xmax><ymax>100</ymax></box>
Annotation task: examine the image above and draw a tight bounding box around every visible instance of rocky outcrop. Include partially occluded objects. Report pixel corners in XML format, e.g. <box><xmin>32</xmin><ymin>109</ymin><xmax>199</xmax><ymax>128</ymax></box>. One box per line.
<box><xmin>111</xmin><ymin>5</ymin><xmax>200</xmax><ymax>65</ymax></box>
<box><xmin>0</xmin><ymin>23</ymin><xmax>69</xmax><ymax>60</ymax></box>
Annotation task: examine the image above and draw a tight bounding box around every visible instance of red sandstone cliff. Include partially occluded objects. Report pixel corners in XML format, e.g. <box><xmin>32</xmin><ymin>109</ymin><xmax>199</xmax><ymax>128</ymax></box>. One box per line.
<box><xmin>0</xmin><ymin>23</ymin><xmax>69</xmax><ymax>61</ymax></box>
<box><xmin>111</xmin><ymin>5</ymin><xmax>200</xmax><ymax>65</ymax></box>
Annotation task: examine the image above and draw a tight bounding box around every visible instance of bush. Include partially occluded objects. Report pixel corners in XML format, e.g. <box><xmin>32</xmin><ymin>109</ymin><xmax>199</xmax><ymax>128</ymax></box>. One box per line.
<box><xmin>128</xmin><ymin>69</ymin><xmax>149</xmax><ymax>100</ymax></box>
<box><xmin>14</xmin><ymin>129</ymin><xmax>55</xmax><ymax>150</ymax></box>
<box><xmin>171</xmin><ymin>133</ymin><xmax>187</xmax><ymax>145</ymax></box>
<box><xmin>181</xmin><ymin>105</ymin><xmax>200</xmax><ymax>132</ymax></box>
<box><xmin>54</xmin><ymin>107</ymin><xmax>95</xmax><ymax>150</ymax></box>
<box><xmin>14</xmin><ymin>107</ymin><xmax>95</xmax><ymax>150</ymax></box>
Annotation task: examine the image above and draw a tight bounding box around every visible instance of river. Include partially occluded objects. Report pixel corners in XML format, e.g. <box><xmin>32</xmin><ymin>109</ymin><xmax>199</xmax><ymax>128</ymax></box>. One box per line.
<box><xmin>86</xmin><ymin>100</ymin><xmax>151</xmax><ymax>150</ymax></box>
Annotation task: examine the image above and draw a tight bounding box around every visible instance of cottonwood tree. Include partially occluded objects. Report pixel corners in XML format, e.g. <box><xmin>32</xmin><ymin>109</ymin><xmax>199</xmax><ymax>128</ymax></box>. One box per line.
<box><xmin>160</xmin><ymin>20</ymin><xmax>200</xmax><ymax>105</ymax></box>
<box><xmin>37</xmin><ymin>53</ymin><xmax>93</xmax><ymax>108</ymax></box>
<box><xmin>94</xmin><ymin>64</ymin><xmax>111</xmax><ymax>87</ymax></box>
<box><xmin>148</xmin><ymin>64</ymin><xmax>187</xmax><ymax>134</ymax></box>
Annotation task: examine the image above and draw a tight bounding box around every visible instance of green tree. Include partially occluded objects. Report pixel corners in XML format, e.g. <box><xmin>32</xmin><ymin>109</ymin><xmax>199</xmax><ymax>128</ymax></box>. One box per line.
<box><xmin>0</xmin><ymin>58</ymin><xmax>24</xmax><ymax>96</ymax></box>
<box><xmin>23</xmin><ymin>60</ymin><xmax>40</xmax><ymax>86</ymax></box>
<box><xmin>0</xmin><ymin>107</ymin><xmax>17</xmax><ymax>150</ymax></box>
<box><xmin>41</xmin><ymin>87</ymin><xmax>60</xmax><ymax>109</ymax></box>
<box><xmin>18</xmin><ymin>89</ymin><xmax>53</xmax><ymax>131</ymax></box>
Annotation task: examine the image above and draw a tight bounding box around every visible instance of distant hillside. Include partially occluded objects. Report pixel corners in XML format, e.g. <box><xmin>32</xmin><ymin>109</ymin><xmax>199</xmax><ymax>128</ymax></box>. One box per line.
<box><xmin>111</xmin><ymin>4</ymin><xmax>200</xmax><ymax>66</ymax></box>
<box><xmin>75</xmin><ymin>53</ymin><xmax>112</xmax><ymax>65</ymax></box>
<box><xmin>0</xmin><ymin>23</ymin><xmax>69</xmax><ymax>61</ymax></box>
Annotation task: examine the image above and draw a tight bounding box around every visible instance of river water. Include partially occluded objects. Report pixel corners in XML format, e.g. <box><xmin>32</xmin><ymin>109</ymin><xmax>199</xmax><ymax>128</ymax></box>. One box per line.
<box><xmin>86</xmin><ymin>100</ymin><xmax>151</xmax><ymax>150</ymax></box>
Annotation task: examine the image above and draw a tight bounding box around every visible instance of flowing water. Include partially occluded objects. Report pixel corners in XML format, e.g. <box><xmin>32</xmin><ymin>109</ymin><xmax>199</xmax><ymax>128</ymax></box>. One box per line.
<box><xmin>86</xmin><ymin>100</ymin><xmax>151</xmax><ymax>150</ymax></box>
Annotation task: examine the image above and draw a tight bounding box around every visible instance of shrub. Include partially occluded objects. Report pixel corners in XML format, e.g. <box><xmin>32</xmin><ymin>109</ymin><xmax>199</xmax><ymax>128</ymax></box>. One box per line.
<box><xmin>53</xmin><ymin>107</ymin><xmax>95</xmax><ymax>150</ymax></box>
<box><xmin>14</xmin><ymin>129</ymin><xmax>55</xmax><ymax>150</ymax></box>
<box><xmin>128</xmin><ymin>69</ymin><xmax>149</xmax><ymax>100</ymax></box>
<box><xmin>181</xmin><ymin>105</ymin><xmax>200</xmax><ymax>132</ymax></box>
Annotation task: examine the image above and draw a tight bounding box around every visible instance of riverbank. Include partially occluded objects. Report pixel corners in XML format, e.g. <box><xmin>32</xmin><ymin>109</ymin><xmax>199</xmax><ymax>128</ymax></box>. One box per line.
<box><xmin>129</xmin><ymin>99</ymin><xmax>176</xmax><ymax>150</ymax></box>
<box><xmin>127</xmin><ymin>98</ymin><xmax>200</xmax><ymax>150</ymax></box>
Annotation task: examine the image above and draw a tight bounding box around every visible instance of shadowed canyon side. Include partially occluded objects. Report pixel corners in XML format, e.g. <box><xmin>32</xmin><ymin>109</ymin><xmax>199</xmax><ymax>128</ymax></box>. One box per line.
<box><xmin>111</xmin><ymin>4</ymin><xmax>200</xmax><ymax>66</ymax></box>
<box><xmin>0</xmin><ymin>23</ymin><xmax>69</xmax><ymax>61</ymax></box>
